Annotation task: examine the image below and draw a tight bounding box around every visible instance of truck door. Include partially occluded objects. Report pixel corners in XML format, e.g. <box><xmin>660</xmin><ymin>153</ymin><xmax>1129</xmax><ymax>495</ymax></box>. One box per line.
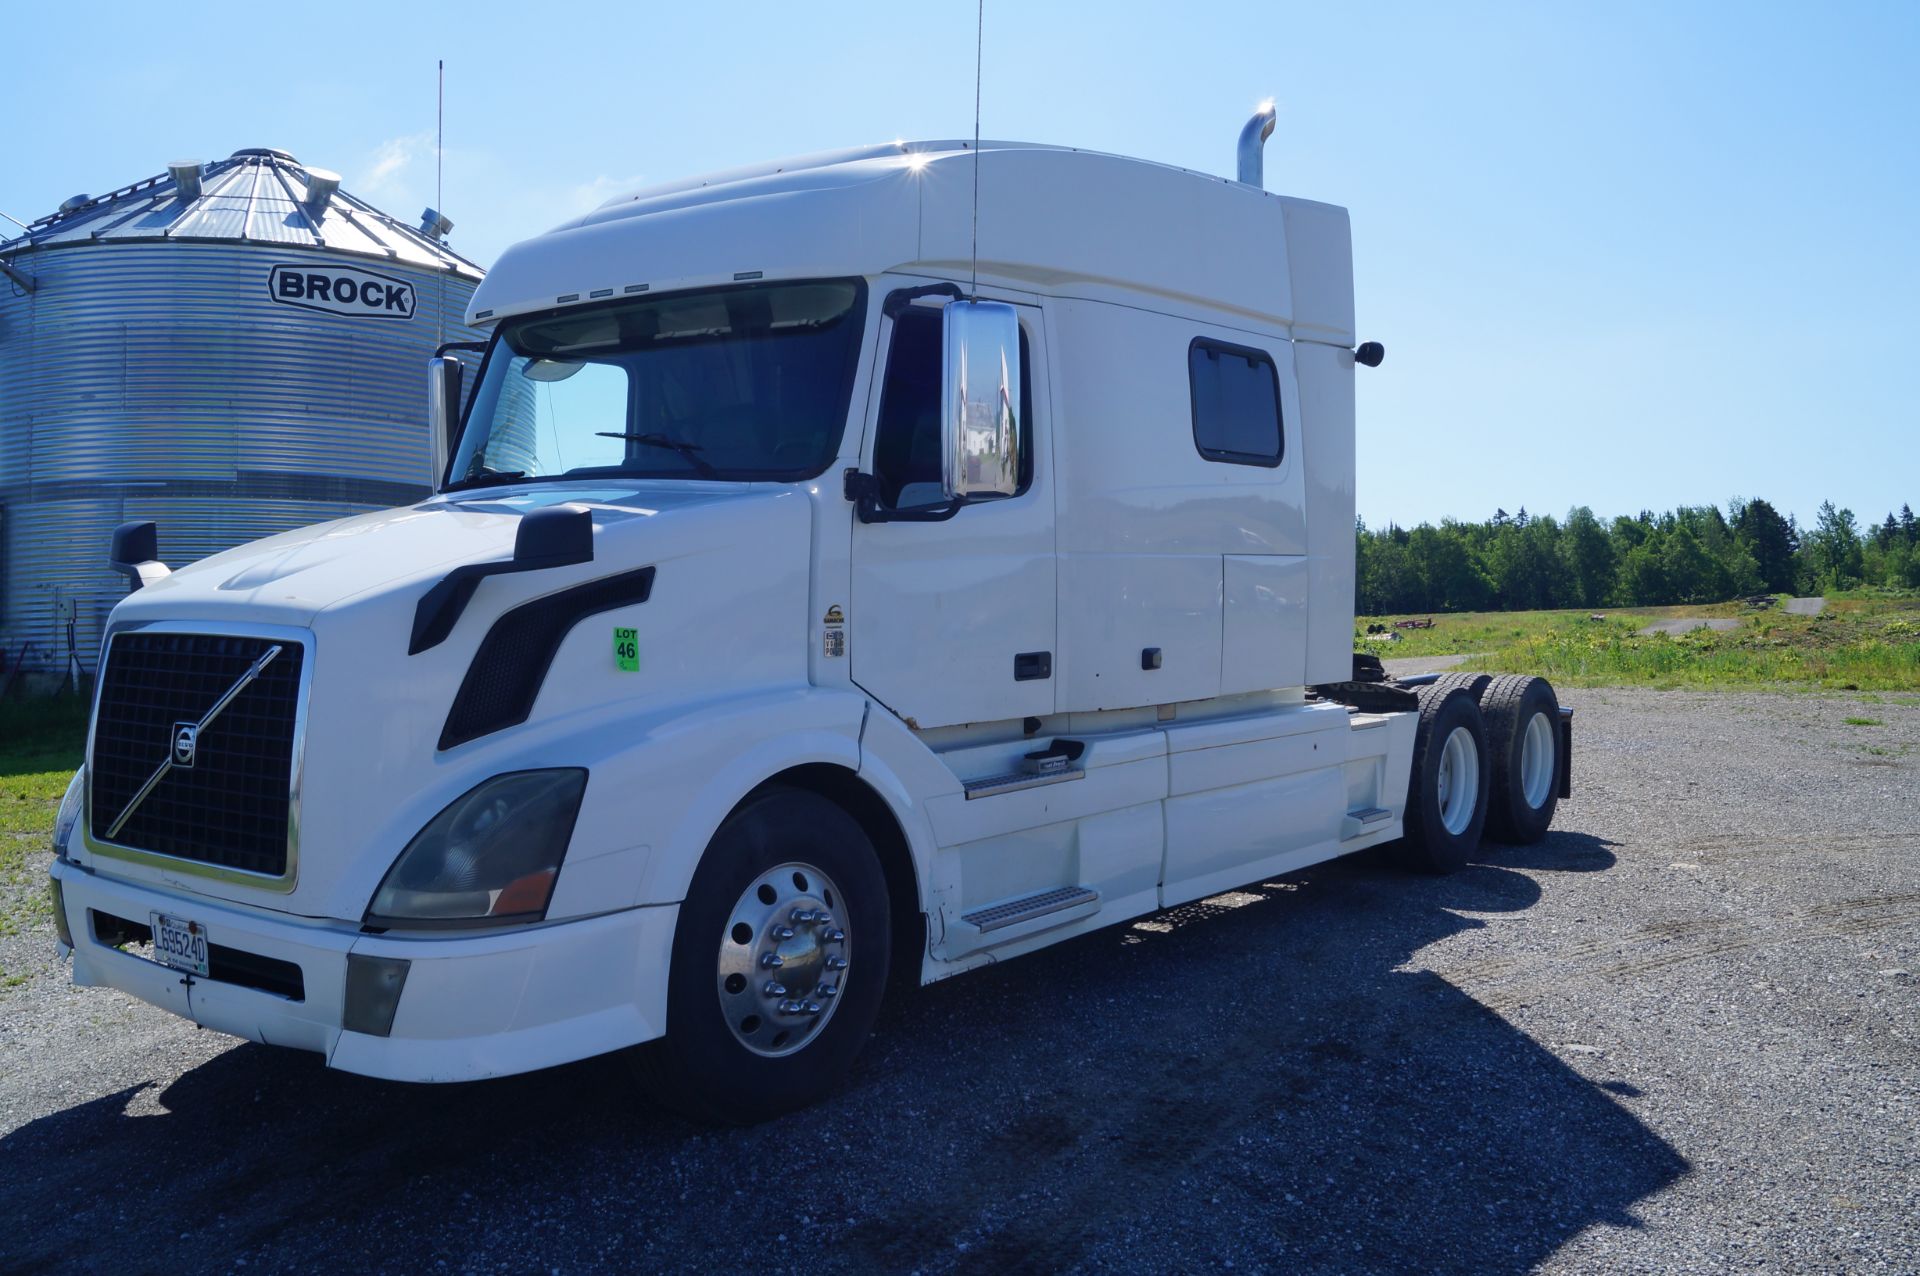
<box><xmin>848</xmin><ymin>295</ymin><xmax>1055</xmax><ymax>729</ymax></box>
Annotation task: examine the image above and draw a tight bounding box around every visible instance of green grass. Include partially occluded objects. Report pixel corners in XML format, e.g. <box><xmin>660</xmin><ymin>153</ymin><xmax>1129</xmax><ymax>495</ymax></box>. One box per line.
<box><xmin>1843</xmin><ymin>716</ymin><xmax>1884</xmax><ymax>727</ymax></box>
<box><xmin>0</xmin><ymin>694</ymin><xmax>90</xmax><ymax>946</ymax></box>
<box><xmin>1359</xmin><ymin>597</ymin><xmax>1920</xmax><ymax>691</ymax></box>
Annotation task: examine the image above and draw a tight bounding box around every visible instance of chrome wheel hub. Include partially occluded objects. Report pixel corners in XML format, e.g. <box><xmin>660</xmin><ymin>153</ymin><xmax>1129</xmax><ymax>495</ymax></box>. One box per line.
<box><xmin>717</xmin><ymin>862</ymin><xmax>850</xmax><ymax>1058</ymax></box>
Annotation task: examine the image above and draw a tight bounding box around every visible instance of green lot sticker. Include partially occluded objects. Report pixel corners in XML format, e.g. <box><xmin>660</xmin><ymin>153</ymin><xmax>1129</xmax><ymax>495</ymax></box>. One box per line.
<box><xmin>614</xmin><ymin>627</ymin><xmax>639</xmax><ymax>672</ymax></box>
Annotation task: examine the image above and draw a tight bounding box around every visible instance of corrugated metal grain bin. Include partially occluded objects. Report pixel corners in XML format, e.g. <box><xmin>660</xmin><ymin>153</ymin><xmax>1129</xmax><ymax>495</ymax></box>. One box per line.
<box><xmin>0</xmin><ymin>148</ymin><xmax>484</xmax><ymax>678</ymax></box>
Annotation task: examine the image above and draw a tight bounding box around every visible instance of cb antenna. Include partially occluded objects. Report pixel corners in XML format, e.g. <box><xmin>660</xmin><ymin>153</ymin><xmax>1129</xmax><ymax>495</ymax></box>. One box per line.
<box><xmin>969</xmin><ymin>0</ymin><xmax>983</xmax><ymax>298</ymax></box>
<box><xmin>436</xmin><ymin>57</ymin><xmax>446</xmax><ymax>346</ymax></box>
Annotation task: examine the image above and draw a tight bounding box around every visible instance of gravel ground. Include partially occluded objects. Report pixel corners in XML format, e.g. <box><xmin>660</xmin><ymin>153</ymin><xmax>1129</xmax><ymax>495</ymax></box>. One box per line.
<box><xmin>1</xmin><ymin>688</ymin><xmax>1916</xmax><ymax>1275</ymax></box>
<box><xmin>1785</xmin><ymin>597</ymin><xmax>1831</xmax><ymax>616</ymax></box>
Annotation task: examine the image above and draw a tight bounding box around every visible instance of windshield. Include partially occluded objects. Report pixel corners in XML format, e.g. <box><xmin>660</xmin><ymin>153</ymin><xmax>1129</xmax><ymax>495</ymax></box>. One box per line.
<box><xmin>448</xmin><ymin>279</ymin><xmax>867</xmax><ymax>488</ymax></box>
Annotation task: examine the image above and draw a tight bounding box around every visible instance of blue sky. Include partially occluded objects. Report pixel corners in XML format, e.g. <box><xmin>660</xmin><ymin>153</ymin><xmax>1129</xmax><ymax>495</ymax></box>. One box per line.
<box><xmin>5</xmin><ymin>1</ymin><xmax>1915</xmax><ymax>531</ymax></box>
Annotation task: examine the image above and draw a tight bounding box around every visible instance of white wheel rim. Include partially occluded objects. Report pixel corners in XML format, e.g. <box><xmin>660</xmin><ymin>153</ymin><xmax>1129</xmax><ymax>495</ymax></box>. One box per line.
<box><xmin>1435</xmin><ymin>725</ymin><xmax>1480</xmax><ymax>836</ymax></box>
<box><xmin>1519</xmin><ymin>711</ymin><xmax>1555</xmax><ymax>809</ymax></box>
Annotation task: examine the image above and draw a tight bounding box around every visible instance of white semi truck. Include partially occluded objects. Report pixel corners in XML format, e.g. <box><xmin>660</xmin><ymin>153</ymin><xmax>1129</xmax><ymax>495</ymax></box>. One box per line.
<box><xmin>48</xmin><ymin>115</ymin><xmax>1570</xmax><ymax>1121</ymax></box>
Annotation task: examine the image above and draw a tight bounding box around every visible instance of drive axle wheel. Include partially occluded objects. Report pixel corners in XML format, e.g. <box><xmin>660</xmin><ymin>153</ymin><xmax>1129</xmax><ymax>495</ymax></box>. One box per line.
<box><xmin>638</xmin><ymin>786</ymin><xmax>890</xmax><ymax>1124</ymax></box>
<box><xmin>1394</xmin><ymin>684</ymin><xmax>1491</xmax><ymax>873</ymax></box>
<box><xmin>1479</xmin><ymin>674</ymin><xmax>1562</xmax><ymax>844</ymax></box>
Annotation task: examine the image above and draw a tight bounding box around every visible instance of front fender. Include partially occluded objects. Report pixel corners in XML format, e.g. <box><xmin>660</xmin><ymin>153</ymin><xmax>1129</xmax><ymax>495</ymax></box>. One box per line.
<box><xmin>544</xmin><ymin>687</ymin><xmax>869</xmax><ymax>918</ymax></box>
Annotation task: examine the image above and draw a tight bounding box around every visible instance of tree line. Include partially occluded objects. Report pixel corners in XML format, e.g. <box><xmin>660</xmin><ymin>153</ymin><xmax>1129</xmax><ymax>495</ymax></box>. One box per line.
<box><xmin>1356</xmin><ymin>499</ymin><xmax>1920</xmax><ymax>615</ymax></box>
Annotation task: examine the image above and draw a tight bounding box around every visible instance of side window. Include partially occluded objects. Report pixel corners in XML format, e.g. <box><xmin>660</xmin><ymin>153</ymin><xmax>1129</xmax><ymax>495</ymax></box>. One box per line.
<box><xmin>873</xmin><ymin>305</ymin><xmax>1033</xmax><ymax>508</ymax></box>
<box><xmin>1188</xmin><ymin>338</ymin><xmax>1282</xmax><ymax>467</ymax></box>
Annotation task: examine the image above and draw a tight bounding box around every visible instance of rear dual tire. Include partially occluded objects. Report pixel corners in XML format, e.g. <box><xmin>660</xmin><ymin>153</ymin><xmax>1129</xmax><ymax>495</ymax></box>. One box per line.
<box><xmin>1478</xmin><ymin>675</ymin><xmax>1561</xmax><ymax>844</ymax></box>
<box><xmin>1395</xmin><ymin>685</ymin><xmax>1492</xmax><ymax>873</ymax></box>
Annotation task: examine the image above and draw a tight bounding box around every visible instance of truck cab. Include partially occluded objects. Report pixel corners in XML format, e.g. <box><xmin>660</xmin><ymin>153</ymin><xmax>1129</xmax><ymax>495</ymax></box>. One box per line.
<box><xmin>49</xmin><ymin>127</ymin><xmax>1566</xmax><ymax>1121</ymax></box>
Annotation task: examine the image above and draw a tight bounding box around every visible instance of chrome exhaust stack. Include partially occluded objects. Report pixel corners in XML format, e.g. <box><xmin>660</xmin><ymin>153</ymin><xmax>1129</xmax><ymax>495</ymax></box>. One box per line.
<box><xmin>1237</xmin><ymin>102</ymin><xmax>1277</xmax><ymax>189</ymax></box>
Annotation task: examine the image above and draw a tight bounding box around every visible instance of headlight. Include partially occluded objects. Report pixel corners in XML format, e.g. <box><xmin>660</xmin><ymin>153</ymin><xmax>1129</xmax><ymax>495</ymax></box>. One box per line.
<box><xmin>52</xmin><ymin>770</ymin><xmax>85</xmax><ymax>856</ymax></box>
<box><xmin>365</xmin><ymin>769</ymin><xmax>587</xmax><ymax>928</ymax></box>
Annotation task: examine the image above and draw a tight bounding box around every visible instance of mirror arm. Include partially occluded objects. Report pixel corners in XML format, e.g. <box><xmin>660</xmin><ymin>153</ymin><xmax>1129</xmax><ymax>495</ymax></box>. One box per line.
<box><xmin>434</xmin><ymin>339</ymin><xmax>488</xmax><ymax>359</ymax></box>
<box><xmin>843</xmin><ymin>469</ymin><xmax>961</xmax><ymax>525</ymax></box>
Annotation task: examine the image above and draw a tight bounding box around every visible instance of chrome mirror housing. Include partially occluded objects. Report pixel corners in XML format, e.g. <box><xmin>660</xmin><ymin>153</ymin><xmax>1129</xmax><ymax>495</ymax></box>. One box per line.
<box><xmin>427</xmin><ymin>355</ymin><xmax>464</xmax><ymax>492</ymax></box>
<box><xmin>941</xmin><ymin>300</ymin><xmax>1021</xmax><ymax>502</ymax></box>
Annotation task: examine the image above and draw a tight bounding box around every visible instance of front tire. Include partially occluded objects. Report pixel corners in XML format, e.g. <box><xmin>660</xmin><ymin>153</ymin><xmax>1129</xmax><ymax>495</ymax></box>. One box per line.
<box><xmin>638</xmin><ymin>786</ymin><xmax>891</xmax><ymax>1124</ymax></box>
<box><xmin>1394</xmin><ymin>685</ymin><xmax>1491</xmax><ymax>874</ymax></box>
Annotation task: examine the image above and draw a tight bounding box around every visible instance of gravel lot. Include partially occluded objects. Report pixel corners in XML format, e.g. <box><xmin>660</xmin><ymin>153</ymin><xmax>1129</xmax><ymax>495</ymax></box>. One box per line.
<box><xmin>2</xmin><ymin>688</ymin><xmax>1915</xmax><ymax>1275</ymax></box>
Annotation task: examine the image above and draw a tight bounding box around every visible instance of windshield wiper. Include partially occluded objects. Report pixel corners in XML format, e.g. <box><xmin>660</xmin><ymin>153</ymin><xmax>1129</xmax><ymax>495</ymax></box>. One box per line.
<box><xmin>595</xmin><ymin>432</ymin><xmax>719</xmax><ymax>478</ymax></box>
<box><xmin>444</xmin><ymin>467</ymin><xmax>529</xmax><ymax>492</ymax></box>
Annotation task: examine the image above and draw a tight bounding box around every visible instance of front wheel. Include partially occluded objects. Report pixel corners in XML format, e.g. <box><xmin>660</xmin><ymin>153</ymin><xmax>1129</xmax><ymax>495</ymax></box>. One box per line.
<box><xmin>636</xmin><ymin>786</ymin><xmax>891</xmax><ymax>1124</ymax></box>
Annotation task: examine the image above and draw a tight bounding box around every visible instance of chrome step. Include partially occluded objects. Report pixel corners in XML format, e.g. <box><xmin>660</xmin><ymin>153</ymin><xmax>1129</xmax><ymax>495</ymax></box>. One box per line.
<box><xmin>963</xmin><ymin>767</ymin><xmax>1084</xmax><ymax>800</ymax></box>
<box><xmin>961</xmin><ymin>885</ymin><xmax>1100</xmax><ymax>934</ymax></box>
<box><xmin>1341</xmin><ymin>805</ymin><xmax>1395</xmax><ymax>840</ymax></box>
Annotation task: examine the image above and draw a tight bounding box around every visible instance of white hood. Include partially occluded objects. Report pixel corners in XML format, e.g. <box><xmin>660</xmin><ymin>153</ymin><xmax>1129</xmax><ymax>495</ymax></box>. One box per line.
<box><xmin>116</xmin><ymin>483</ymin><xmax>770</xmax><ymax>628</ymax></box>
<box><xmin>89</xmin><ymin>481</ymin><xmax>817</xmax><ymax>919</ymax></box>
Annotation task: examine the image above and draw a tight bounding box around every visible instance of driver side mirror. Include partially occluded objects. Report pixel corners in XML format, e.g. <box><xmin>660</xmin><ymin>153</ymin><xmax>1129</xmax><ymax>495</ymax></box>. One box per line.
<box><xmin>427</xmin><ymin>355</ymin><xmax>464</xmax><ymax>493</ymax></box>
<box><xmin>941</xmin><ymin>300</ymin><xmax>1022</xmax><ymax>502</ymax></box>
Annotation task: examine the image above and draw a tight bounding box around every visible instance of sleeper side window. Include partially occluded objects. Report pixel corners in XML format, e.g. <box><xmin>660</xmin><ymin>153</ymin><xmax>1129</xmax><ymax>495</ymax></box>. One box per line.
<box><xmin>1188</xmin><ymin>338</ymin><xmax>1283</xmax><ymax>467</ymax></box>
<box><xmin>872</xmin><ymin>306</ymin><xmax>1032</xmax><ymax>508</ymax></box>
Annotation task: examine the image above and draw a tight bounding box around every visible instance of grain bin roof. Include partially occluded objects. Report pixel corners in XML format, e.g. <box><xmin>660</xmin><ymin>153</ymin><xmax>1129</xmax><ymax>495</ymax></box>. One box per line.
<box><xmin>0</xmin><ymin>147</ymin><xmax>482</xmax><ymax>279</ymax></box>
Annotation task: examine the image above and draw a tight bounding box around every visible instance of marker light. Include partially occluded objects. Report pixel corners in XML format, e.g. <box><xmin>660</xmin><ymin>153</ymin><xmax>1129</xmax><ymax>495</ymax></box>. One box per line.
<box><xmin>52</xmin><ymin>770</ymin><xmax>84</xmax><ymax>856</ymax></box>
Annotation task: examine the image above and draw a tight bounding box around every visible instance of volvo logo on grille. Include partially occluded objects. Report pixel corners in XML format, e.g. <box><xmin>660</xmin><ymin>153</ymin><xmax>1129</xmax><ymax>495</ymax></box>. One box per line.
<box><xmin>172</xmin><ymin>722</ymin><xmax>199</xmax><ymax>768</ymax></box>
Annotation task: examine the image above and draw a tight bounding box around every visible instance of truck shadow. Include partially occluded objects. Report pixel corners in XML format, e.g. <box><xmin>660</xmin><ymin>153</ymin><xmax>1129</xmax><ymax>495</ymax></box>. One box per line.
<box><xmin>0</xmin><ymin>829</ymin><xmax>1682</xmax><ymax>1276</ymax></box>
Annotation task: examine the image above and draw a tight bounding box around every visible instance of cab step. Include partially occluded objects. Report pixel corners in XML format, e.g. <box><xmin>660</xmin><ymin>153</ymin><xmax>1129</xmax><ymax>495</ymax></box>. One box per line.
<box><xmin>962</xmin><ymin>885</ymin><xmax>1100</xmax><ymax>933</ymax></box>
<box><xmin>1341</xmin><ymin>805</ymin><xmax>1395</xmax><ymax>840</ymax></box>
<box><xmin>962</xmin><ymin>767</ymin><xmax>1084</xmax><ymax>800</ymax></box>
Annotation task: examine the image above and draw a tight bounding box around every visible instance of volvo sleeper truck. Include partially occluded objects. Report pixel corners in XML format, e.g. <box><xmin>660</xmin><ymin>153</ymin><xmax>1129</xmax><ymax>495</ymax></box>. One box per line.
<box><xmin>49</xmin><ymin>116</ymin><xmax>1570</xmax><ymax>1122</ymax></box>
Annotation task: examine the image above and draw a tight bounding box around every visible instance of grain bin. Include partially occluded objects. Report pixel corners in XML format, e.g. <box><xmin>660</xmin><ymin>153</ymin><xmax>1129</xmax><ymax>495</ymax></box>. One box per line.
<box><xmin>0</xmin><ymin>148</ymin><xmax>484</xmax><ymax>681</ymax></box>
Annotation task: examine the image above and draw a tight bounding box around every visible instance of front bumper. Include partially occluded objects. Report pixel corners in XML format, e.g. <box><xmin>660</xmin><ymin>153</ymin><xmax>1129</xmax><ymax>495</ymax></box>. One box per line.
<box><xmin>51</xmin><ymin>859</ymin><xmax>676</xmax><ymax>1082</ymax></box>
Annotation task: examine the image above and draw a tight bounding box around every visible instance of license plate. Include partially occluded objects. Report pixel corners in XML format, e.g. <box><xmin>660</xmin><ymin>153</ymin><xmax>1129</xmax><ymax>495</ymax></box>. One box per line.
<box><xmin>149</xmin><ymin>911</ymin><xmax>210</xmax><ymax>977</ymax></box>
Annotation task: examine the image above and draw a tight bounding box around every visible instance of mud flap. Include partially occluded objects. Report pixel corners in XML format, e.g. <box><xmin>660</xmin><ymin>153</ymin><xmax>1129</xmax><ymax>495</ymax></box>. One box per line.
<box><xmin>1557</xmin><ymin>706</ymin><xmax>1574</xmax><ymax>799</ymax></box>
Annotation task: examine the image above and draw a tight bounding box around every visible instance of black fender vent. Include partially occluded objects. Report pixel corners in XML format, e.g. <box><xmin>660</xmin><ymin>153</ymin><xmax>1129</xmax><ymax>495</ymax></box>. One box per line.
<box><xmin>439</xmin><ymin>567</ymin><xmax>655</xmax><ymax>751</ymax></box>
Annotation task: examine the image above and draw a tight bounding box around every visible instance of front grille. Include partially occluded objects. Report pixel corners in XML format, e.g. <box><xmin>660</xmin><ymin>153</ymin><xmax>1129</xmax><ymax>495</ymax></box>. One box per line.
<box><xmin>90</xmin><ymin>631</ymin><xmax>304</xmax><ymax>878</ymax></box>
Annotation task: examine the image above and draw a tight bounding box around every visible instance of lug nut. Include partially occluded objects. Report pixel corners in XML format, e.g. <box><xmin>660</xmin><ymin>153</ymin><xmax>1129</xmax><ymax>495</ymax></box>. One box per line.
<box><xmin>802</xmin><ymin>1001</ymin><xmax>822</xmax><ymax>1015</ymax></box>
<box><xmin>791</xmin><ymin>908</ymin><xmax>818</xmax><ymax>923</ymax></box>
<box><xmin>825</xmin><ymin>929</ymin><xmax>845</xmax><ymax>944</ymax></box>
<box><xmin>773</xmin><ymin>926</ymin><xmax>795</xmax><ymax>940</ymax></box>
<box><xmin>818</xmin><ymin>983</ymin><xmax>838</xmax><ymax>998</ymax></box>
<box><xmin>826</xmin><ymin>955</ymin><xmax>848</xmax><ymax>971</ymax></box>
<box><xmin>760</xmin><ymin>953</ymin><xmax>784</xmax><ymax>969</ymax></box>
<box><xmin>778</xmin><ymin>999</ymin><xmax>804</xmax><ymax>1015</ymax></box>
<box><xmin>764</xmin><ymin>981</ymin><xmax>788</xmax><ymax>997</ymax></box>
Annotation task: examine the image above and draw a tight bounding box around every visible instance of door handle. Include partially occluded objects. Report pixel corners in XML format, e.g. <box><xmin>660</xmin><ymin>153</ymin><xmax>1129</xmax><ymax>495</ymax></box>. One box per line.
<box><xmin>1014</xmin><ymin>651</ymin><xmax>1052</xmax><ymax>681</ymax></box>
